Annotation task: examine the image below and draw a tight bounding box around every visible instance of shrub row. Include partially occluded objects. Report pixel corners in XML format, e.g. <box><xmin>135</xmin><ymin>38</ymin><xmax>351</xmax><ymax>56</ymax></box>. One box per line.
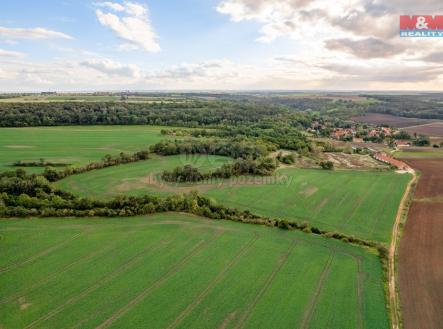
<box><xmin>161</xmin><ymin>157</ymin><xmax>277</xmax><ymax>182</ymax></box>
<box><xmin>42</xmin><ymin>151</ymin><xmax>149</xmax><ymax>182</ymax></box>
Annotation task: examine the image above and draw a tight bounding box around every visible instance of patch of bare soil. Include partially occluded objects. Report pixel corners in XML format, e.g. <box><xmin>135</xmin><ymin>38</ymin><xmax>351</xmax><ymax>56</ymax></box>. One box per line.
<box><xmin>351</xmin><ymin>113</ymin><xmax>433</xmax><ymax>128</ymax></box>
<box><xmin>402</xmin><ymin>121</ymin><xmax>443</xmax><ymax>137</ymax></box>
<box><xmin>299</xmin><ymin>185</ymin><xmax>318</xmax><ymax>197</ymax></box>
<box><xmin>4</xmin><ymin>145</ymin><xmax>33</xmax><ymax>149</ymax></box>
<box><xmin>322</xmin><ymin>153</ymin><xmax>388</xmax><ymax>170</ymax></box>
<box><xmin>398</xmin><ymin>158</ymin><xmax>443</xmax><ymax>329</ymax></box>
<box><xmin>18</xmin><ymin>297</ymin><xmax>31</xmax><ymax>311</ymax></box>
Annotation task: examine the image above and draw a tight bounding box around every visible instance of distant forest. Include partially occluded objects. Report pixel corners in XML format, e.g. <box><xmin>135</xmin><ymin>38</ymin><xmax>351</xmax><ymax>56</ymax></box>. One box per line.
<box><xmin>0</xmin><ymin>100</ymin><xmax>311</xmax><ymax>128</ymax></box>
<box><xmin>364</xmin><ymin>94</ymin><xmax>443</xmax><ymax>120</ymax></box>
<box><xmin>0</xmin><ymin>93</ymin><xmax>442</xmax><ymax>129</ymax></box>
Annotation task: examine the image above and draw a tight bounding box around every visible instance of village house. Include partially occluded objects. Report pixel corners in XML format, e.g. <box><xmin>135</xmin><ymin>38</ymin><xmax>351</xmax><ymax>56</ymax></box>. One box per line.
<box><xmin>394</xmin><ymin>140</ymin><xmax>411</xmax><ymax>147</ymax></box>
<box><xmin>330</xmin><ymin>128</ymin><xmax>355</xmax><ymax>140</ymax></box>
<box><xmin>372</xmin><ymin>152</ymin><xmax>410</xmax><ymax>170</ymax></box>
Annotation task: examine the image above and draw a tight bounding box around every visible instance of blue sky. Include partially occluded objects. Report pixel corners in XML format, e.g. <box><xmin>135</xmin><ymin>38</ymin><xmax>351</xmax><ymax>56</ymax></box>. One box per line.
<box><xmin>0</xmin><ymin>1</ymin><xmax>442</xmax><ymax>91</ymax></box>
<box><xmin>0</xmin><ymin>1</ymin><xmax>296</xmax><ymax>66</ymax></box>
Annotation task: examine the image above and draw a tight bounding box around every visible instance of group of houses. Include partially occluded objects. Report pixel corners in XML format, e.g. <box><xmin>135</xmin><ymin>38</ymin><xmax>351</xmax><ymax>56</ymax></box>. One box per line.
<box><xmin>329</xmin><ymin>126</ymin><xmax>395</xmax><ymax>141</ymax></box>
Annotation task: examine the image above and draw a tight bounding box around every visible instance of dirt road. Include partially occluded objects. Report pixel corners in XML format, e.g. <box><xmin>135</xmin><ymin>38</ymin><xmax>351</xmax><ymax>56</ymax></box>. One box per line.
<box><xmin>388</xmin><ymin>166</ymin><xmax>415</xmax><ymax>329</ymax></box>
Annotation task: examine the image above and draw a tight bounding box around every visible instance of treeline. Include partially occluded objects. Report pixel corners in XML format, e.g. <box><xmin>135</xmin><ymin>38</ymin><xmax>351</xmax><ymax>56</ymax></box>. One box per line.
<box><xmin>0</xmin><ymin>169</ymin><xmax>386</xmax><ymax>258</ymax></box>
<box><xmin>0</xmin><ymin>101</ymin><xmax>311</xmax><ymax>128</ymax></box>
<box><xmin>365</xmin><ymin>94</ymin><xmax>443</xmax><ymax>120</ymax></box>
<box><xmin>42</xmin><ymin>151</ymin><xmax>149</xmax><ymax>182</ymax></box>
<box><xmin>40</xmin><ymin>137</ymin><xmax>277</xmax><ymax>183</ymax></box>
<box><xmin>161</xmin><ymin>125</ymin><xmax>311</xmax><ymax>153</ymax></box>
<box><xmin>161</xmin><ymin>157</ymin><xmax>277</xmax><ymax>182</ymax></box>
<box><xmin>13</xmin><ymin>159</ymin><xmax>70</xmax><ymax>167</ymax></box>
<box><xmin>151</xmin><ymin>139</ymin><xmax>273</xmax><ymax>159</ymax></box>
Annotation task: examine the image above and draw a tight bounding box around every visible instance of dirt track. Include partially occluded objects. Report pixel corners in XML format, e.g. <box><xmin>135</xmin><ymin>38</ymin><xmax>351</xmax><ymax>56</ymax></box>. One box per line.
<box><xmin>398</xmin><ymin>158</ymin><xmax>443</xmax><ymax>329</ymax></box>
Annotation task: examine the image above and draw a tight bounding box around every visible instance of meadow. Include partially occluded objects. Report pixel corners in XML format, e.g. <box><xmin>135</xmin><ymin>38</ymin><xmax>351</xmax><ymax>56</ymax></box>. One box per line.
<box><xmin>0</xmin><ymin>126</ymin><xmax>172</xmax><ymax>173</ymax></box>
<box><xmin>55</xmin><ymin>154</ymin><xmax>232</xmax><ymax>198</ymax></box>
<box><xmin>56</xmin><ymin>158</ymin><xmax>410</xmax><ymax>242</ymax></box>
<box><xmin>0</xmin><ymin>213</ymin><xmax>389</xmax><ymax>329</ymax></box>
<box><xmin>204</xmin><ymin>168</ymin><xmax>411</xmax><ymax>243</ymax></box>
<box><xmin>0</xmin><ymin>95</ymin><xmax>185</xmax><ymax>103</ymax></box>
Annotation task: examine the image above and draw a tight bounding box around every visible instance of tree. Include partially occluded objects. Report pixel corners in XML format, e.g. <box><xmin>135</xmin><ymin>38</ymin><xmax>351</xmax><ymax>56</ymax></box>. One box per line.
<box><xmin>413</xmin><ymin>135</ymin><xmax>430</xmax><ymax>147</ymax></box>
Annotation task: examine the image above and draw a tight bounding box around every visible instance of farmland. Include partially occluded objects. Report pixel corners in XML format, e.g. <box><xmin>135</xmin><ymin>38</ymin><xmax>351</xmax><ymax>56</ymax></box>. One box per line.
<box><xmin>55</xmin><ymin>159</ymin><xmax>410</xmax><ymax>243</ymax></box>
<box><xmin>401</xmin><ymin>121</ymin><xmax>443</xmax><ymax>137</ymax></box>
<box><xmin>0</xmin><ymin>213</ymin><xmax>389</xmax><ymax>329</ymax></box>
<box><xmin>351</xmin><ymin>113</ymin><xmax>433</xmax><ymax>128</ymax></box>
<box><xmin>0</xmin><ymin>94</ymin><xmax>187</xmax><ymax>103</ymax></box>
<box><xmin>0</xmin><ymin>97</ymin><xmax>418</xmax><ymax>329</ymax></box>
<box><xmin>398</xmin><ymin>158</ymin><xmax>443</xmax><ymax>329</ymax></box>
<box><xmin>205</xmin><ymin>168</ymin><xmax>410</xmax><ymax>243</ymax></box>
<box><xmin>55</xmin><ymin>154</ymin><xmax>232</xmax><ymax>198</ymax></box>
<box><xmin>0</xmin><ymin>126</ymin><xmax>172</xmax><ymax>173</ymax></box>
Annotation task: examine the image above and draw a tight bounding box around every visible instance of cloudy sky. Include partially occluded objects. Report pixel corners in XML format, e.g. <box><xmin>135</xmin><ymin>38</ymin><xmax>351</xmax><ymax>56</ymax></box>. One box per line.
<box><xmin>1</xmin><ymin>0</ymin><xmax>443</xmax><ymax>91</ymax></box>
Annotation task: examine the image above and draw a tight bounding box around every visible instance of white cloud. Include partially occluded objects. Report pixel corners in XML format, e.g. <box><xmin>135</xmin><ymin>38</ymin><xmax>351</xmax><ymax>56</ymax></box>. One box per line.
<box><xmin>0</xmin><ymin>26</ymin><xmax>73</xmax><ymax>40</ymax></box>
<box><xmin>80</xmin><ymin>58</ymin><xmax>142</xmax><ymax>78</ymax></box>
<box><xmin>217</xmin><ymin>0</ymin><xmax>443</xmax><ymax>41</ymax></box>
<box><xmin>216</xmin><ymin>0</ymin><xmax>443</xmax><ymax>89</ymax></box>
<box><xmin>324</xmin><ymin>38</ymin><xmax>405</xmax><ymax>59</ymax></box>
<box><xmin>96</xmin><ymin>1</ymin><xmax>126</xmax><ymax>11</ymax></box>
<box><xmin>0</xmin><ymin>49</ymin><xmax>25</xmax><ymax>58</ymax></box>
<box><xmin>95</xmin><ymin>1</ymin><xmax>160</xmax><ymax>52</ymax></box>
<box><xmin>0</xmin><ymin>57</ymin><xmax>255</xmax><ymax>91</ymax></box>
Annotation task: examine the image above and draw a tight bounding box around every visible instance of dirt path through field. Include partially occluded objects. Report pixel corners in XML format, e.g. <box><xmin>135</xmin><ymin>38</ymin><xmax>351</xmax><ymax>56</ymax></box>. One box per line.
<box><xmin>398</xmin><ymin>159</ymin><xmax>443</xmax><ymax>329</ymax></box>
<box><xmin>388</xmin><ymin>164</ymin><xmax>415</xmax><ymax>329</ymax></box>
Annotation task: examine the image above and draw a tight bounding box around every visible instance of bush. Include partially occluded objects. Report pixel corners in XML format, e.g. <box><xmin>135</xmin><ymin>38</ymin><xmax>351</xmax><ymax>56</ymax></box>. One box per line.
<box><xmin>319</xmin><ymin>161</ymin><xmax>334</xmax><ymax>170</ymax></box>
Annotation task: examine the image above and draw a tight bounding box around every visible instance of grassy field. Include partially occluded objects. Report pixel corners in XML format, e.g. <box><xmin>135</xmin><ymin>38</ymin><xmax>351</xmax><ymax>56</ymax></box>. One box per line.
<box><xmin>0</xmin><ymin>213</ymin><xmax>389</xmax><ymax>329</ymax></box>
<box><xmin>0</xmin><ymin>95</ymin><xmax>120</xmax><ymax>102</ymax></box>
<box><xmin>205</xmin><ymin>168</ymin><xmax>411</xmax><ymax>243</ymax></box>
<box><xmin>394</xmin><ymin>149</ymin><xmax>443</xmax><ymax>158</ymax></box>
<box><xmin>56</xmin><ymin>158</ymin><xmax>410</xmax><ymax>242</ymax></box>
<box><xmin>0</xmin><ymin>126</ymin><xmax>174</xmax><ymax>173</ymax></box>
<box><xmin>0</xmin><ymin>95</ymin><xmax>186</xmax><ymax>103</ymax></box>
<box><xmin>55</xmin><ymin>154</ymin><xmax>232</xmax><ymax>198</ymax></box>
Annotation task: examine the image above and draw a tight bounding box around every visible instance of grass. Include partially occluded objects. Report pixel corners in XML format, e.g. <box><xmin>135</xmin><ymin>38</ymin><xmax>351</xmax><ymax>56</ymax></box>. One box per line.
<box><xmin>57</xmin><ymin>158</ymin><xmax>410</xmax><ymax>242</ymax></box>
<box><xmin>204</xmin><ymin>168</ymin><xmax>411</xmax><ymax>243</ymax></box>
<box><xmin>55</xmin><ymin>154</ymin><xmax>232</xmax><ymax>198</ymax></box>
<box><xmin>0</xmin><ymin>95</ymin><xmax>119</xmax><ymax>102</ymax></box>
<box><xmin>0</xmin><ymin>95</ymin><xmax>186</xmax><ymax>103</ymax></box>
<box><xmin>0</xmin><ymin>126</ymin><xmax>175</xmax><ymax>173</ymax></box>
<box><xmin>0</xmin><ymin>213</ymin><xmax>389</xmax><ymax>329</ymax></box>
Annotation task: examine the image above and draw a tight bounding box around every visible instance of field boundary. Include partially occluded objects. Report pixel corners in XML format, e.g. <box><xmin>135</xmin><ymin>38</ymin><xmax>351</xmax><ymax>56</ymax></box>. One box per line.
<box><xmin>388</xmin><ymin>169</ymin><xmax>416</xmax><ymax>329</ymax></box>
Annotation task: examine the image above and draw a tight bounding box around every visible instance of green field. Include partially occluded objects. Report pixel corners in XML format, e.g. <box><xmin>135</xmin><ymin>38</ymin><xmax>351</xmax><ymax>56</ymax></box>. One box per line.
<box><xmin>0</xmin><ymin>126</ymin><xmax>173</xmax><ymax>173</ymax></box>
<box><xmin>56</xmin><ymin>158</ymin><xmax>410</xmax><ymax>242</ymax></box>
<box><xmin>0</xmin><ymin>213</ymin><xmax>388</xmax><ymax>329</ymax></box>
<box><xmin>0</xmin><ymin>95</ymin><xmax>185</xmax><ymax>103</ymax></box>
<box><xmin>0</xmin><ymin>95</ymin><xmax>121</xmax><ymax>102</ymax></box>
<box><xmin>55</xmin><ymin>154</ymin><xmax>232</xmax><ymax>198</ymax></box>
<box><xmin>205</xmin><ymin>168</ymin><xmax>411</xmax><ymax>243</ymax></box>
